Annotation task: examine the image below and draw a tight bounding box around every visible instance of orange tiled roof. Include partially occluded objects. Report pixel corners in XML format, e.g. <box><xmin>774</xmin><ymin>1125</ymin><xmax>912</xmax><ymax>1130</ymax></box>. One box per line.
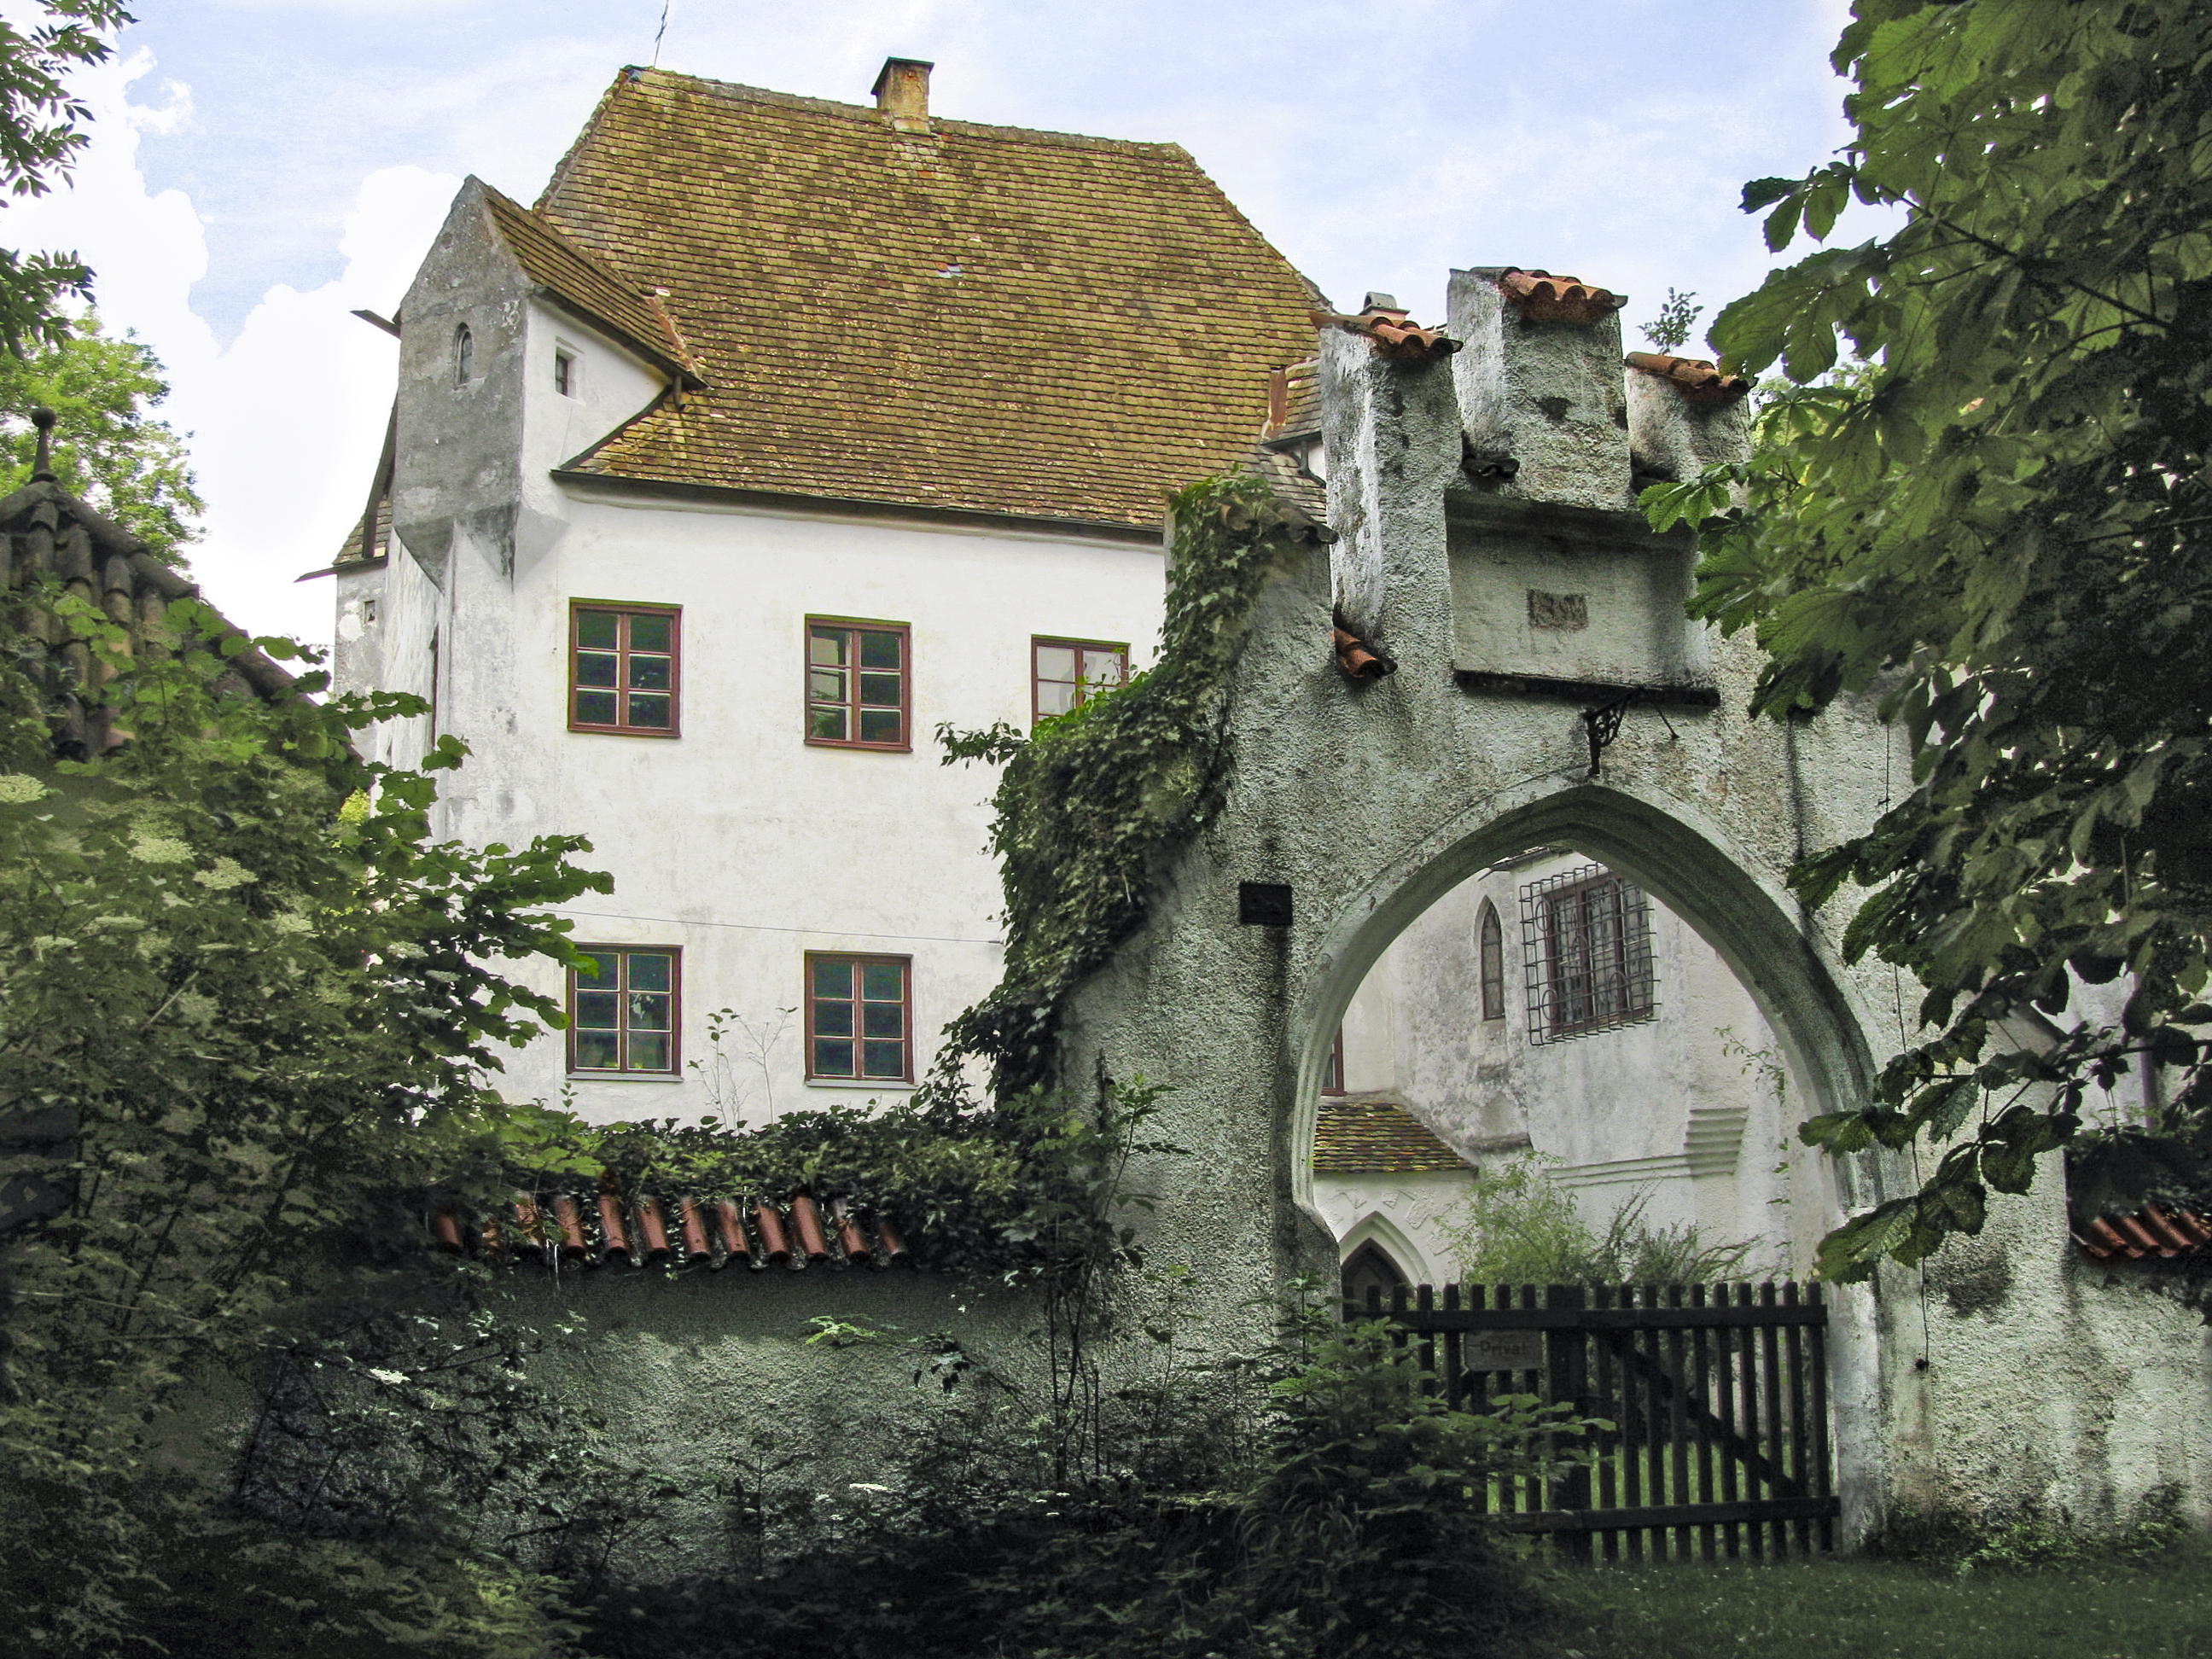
<box><xmin>2072</xmin><ymin>1203</ymin><xmax>2211</xmax><ymax>1263</ymax></box>
<box><xmin>1625</xmin><ymin>351</ymin><xmax>1751</xmax><ymax>405</ymax></box>
<box><xmin>431</xmin><ymin>1187</ymin><xmax>909</xmax><ymax>1273</ymax></box>
<box><xmin>1497</xmin><ymin>268</ymin><xmax>1627</xmax><ymax>326</ymax></box>
<box><xmin>526</xmin><ymin>67</ymin><xmax>1324</xmax><ymax>532</ymax></box>
<box><xmin>1313</xmin><ymin>1094</ymin><xmax>1469</xmax><ymax>1174</ymax></box>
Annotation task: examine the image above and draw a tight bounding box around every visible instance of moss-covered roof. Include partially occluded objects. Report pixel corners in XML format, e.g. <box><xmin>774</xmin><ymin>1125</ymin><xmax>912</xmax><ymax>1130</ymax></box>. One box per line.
<box><xmin>480</xmin><ymin>184</ymin><xmax>692</xmax><ymax>381</ymax></box>
<box><xmin>521</xmin><ymin>67</ymin><xmax>1323</xmax><ymax>533</ymax></box>
<box><xmin>1313</xmin><ymin>1095</ymin><xmax>1470</xmax><ymax>1175</ymax></box>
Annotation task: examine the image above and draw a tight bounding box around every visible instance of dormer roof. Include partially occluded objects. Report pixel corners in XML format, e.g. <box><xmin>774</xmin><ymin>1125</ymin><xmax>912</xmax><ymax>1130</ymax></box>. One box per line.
<box><xmin>531</xmin><ymin>67</ymin><xmax>1324</xmax><ymax>534</ymax></box>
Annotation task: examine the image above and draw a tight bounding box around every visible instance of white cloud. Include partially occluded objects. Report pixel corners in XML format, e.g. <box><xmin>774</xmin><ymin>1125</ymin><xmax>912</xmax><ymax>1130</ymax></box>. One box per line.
<box><xmin>3</xmin><ymin>49</ymin><xmax>457</xmax><ymax>648</ymax></box>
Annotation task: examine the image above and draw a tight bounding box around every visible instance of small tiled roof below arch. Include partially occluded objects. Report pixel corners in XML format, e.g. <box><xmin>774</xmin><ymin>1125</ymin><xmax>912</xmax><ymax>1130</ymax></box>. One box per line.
<box><xmin>1313</xmin><ymin>1095</ymin><xmax>1470</xmax><ymax>1175</ymax></box>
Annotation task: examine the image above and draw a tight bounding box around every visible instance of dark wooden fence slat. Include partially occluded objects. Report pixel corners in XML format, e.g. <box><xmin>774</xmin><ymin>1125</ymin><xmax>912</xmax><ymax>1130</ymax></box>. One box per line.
<box><xmin>1785</xmin><ymin>1282</ymin><xmax>1811</xmax><ymax>1555</ymax></box>
<box><xmin>1809</xmin><ymin>1283</ymin><xmax>1833</xmax><ymax>1552</ymax></box>
<box><xmin>1442</xmin><ymin>1281</ymin><xmax>1464</xmax><ymax>1412</ymax></box>
<box><xmin>1714</xmin><ymin>1281</ymin><xmax>1743</xmax><ymax>1561</ymax></box>
<box><xmin>1666</xmin><ymin>1284</ymin><xmax>1691</xmax><ymax>1559</ymax></box>
<box><xmin>1759</xmin><ymin>1282</ymin><xmax>1788</xmax><ymax>1557</ymax></box>
<box><xmin>1691</xmin><ymin>1283</ymin><xmax>1716</xmax><ymax>1562</ymax></box>
<box><xmin>1496</xmin><ymin>1494</ymin><xmax>1840</xmax><ymax>1534</ymax></box>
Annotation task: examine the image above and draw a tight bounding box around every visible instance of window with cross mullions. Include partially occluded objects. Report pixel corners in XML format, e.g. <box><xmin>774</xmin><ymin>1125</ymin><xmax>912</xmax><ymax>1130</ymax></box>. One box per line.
<box><xmin>569</xmin><ymin>947</ymin><xmax>679</xmax><ymax>1074</ymax></box>
<box><xmin>1032</xmin><ymin>637</ymin><xmax>1127</xmax><ymax>723</ymax></box>
<box><xmin>1522</xmin><ymin>867</ymin><xmax>1655</xmax><ymax>1041</ymax></box>
<box><xmin>806</xmin><ymin>619</ymin><xmax>910</xmax><ymax>750</ymax></box>
<box><xmin>806</xmin><ymin>953</ymin><xmax>911</xmax><ymax>1080</ymax></box>
<box><xmin>570</xmin><ymin>603</ymin><xmax>679</xmax><ymax>735</ymax></box>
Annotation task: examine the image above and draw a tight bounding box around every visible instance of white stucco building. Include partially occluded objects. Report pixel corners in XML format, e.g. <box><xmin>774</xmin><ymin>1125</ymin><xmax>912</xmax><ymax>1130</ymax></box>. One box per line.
<box><xmin>312</xmin><ymin>60</ymin><xmax>1319</xmax><ymax>1125</ymax></box>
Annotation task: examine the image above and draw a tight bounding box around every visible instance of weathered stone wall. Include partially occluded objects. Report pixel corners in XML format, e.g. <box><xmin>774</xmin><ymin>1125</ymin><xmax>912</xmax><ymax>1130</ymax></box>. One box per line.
<box><xmin>1051</xmin><ymin>272</ymin><xmax>2212</xmax><ymax>1541</ymax></box>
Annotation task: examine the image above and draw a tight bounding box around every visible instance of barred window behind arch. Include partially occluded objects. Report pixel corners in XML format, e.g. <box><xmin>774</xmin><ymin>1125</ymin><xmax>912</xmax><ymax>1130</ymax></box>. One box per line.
<box><xmin>1518</xmin><ymin>864</ymin><xmax>1656</xmax><ymax>1042</ymax></box>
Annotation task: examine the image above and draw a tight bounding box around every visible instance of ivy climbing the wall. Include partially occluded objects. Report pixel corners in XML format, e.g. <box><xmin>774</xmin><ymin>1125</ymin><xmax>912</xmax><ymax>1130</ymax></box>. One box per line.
<box><xmin>938</xmin><ymin>469</ymin><xmax>1329</xmax><ymax>1097</ymax></box>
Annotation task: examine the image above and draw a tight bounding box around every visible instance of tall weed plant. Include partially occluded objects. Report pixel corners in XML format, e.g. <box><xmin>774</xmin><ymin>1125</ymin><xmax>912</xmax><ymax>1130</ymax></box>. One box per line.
<box><xmin>1441</xmin><ymin>1155</ymin><xmax>1758</xmax><ymax>1288</ymax></box>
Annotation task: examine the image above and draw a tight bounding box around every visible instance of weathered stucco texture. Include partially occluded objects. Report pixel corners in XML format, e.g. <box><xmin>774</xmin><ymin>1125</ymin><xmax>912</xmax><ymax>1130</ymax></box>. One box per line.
<box><xmin>1051</xmin><ymin>279</ymin><xmax>2211</xmax><ymax>1540</ymax></box>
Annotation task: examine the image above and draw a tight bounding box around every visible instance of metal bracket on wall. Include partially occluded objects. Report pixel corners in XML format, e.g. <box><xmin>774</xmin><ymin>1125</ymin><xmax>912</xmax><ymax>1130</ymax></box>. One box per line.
<box><xmin>1580</xmin><ymin>690</ymin><xmax>1637</xmax><ymax>777</ymax></box>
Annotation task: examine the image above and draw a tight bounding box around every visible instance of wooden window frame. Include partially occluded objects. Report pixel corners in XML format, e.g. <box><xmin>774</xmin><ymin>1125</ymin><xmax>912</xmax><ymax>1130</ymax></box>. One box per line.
<box><xmin>569</xmin><ymin>600</ymin><xmax>682</xmax><ymax>738</ymax></box>
<box><xmin>804</xmin><ymin>951</ymin><xmax>914</xmax><ymax>1082</ymax></box>
<box><xmin>1477</xmin><ymin>899</ymin><xmax>1506</xmax><ymax>1022</ymax></box>
<box><xmin>553</xmin><ymin>346</ymin><xmax>578</xmax><ymax>398</ymax></box>
<box><xmin>567</xmin><ymin>945</ymin><xmax>683</xmax><ymax>1077</ymax></box>
<box><xmin>1030</xmin><ymin>636</ymin><xmax>1130</xmax><ymax>725</ymax></box>
<box><xmin>805</xmin><ymin>616</ymin><xmax>911</xmax><ymax>753</ymax></box>
<box><xmin>1321</xmin><ymin>1025</ymin><xmax>1347</xmax><ymax>1095</ymax></box>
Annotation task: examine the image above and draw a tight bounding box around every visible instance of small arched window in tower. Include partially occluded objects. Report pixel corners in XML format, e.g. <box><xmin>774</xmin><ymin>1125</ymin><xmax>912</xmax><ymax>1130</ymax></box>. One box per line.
<box><xmin>1478</xmin><ymin>899</ymin><xmax>1505</xmax><ymax>1022</ymax></box>
<box><xmin>1341</xmin><ymin>1240</ymin><xmax>1410</xmax><ymax>1315</ymax></box>
<box><xmin>453</xmin><ymin>324</ymin><xmax>474</xmax><ymax>386</ymax></box>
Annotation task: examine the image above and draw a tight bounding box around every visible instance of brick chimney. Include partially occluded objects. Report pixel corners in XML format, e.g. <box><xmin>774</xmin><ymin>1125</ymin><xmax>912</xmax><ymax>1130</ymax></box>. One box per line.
<box><xmin>872</xmin><ymin>57</ymin><xmax>933</xmax><ymax>131</ymax></box>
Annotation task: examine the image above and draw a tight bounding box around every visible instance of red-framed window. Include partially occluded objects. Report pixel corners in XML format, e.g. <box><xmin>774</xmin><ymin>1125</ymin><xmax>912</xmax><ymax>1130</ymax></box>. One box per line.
<box><xmin>570</xmin><ymin>602</ymin><xmax>680</xmax><ymax>736</ymax></box>
<box><xmin>1031</xmin><ymin>637</ymin><xmax>1128</xmax><ymax>723</ymax></box>
<box><xmin>806</xmin><ymin>619</ymin><xmax>910</xmax><ymax>750</ymax></box>
<box><xmin>806</xmin><ymin>952</ymin><xmax>911</xmax><ymax>1080</ymax></box>
<box><xmin>569</xmin><ymin>946</ymin><xmax>679</xmax><ymax>1075</ymax></box>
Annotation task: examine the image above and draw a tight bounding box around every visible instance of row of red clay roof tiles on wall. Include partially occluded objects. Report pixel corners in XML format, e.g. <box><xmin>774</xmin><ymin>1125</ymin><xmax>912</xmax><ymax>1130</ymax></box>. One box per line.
<box><xmin>1312</xmin><ymin>301</ymin><xmax>1460</xmax><ymax>365</ymax></box>
<box><xmin>1497</xmin><ymin>268</ymin><xmax>1627</xmax><ymax>325</ymax></box>
<box><xmin>1624</xmin><ymin>351</ymin><xmax>1753</xmax><ymax>405</ymax></box>
<box><xmin>429</xmin><ymin>1190</ymin><xmax>911</xmax><ymax>1272</ymax></box>
<box><xmin>2071</xmin><ymin>1204</ymin><xmax>2211</xmax><ymax>1263</ymax></box>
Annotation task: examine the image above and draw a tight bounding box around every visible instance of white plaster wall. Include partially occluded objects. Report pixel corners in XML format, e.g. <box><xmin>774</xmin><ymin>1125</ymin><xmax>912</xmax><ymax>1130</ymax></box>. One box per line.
<box><xmin>1336</xmin><ymin>850</ymin><xmax>1816</xmax><ymax>1278</ymax></box>
<box><xmin>1311</xmin><ymin>1169</ymin><xmax>1474</xmax><ymax>1286</ymax></box>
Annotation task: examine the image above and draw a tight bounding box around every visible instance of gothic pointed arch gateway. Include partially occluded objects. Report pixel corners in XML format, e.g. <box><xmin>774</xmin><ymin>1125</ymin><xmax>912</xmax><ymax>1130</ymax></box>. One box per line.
<box><xmin>1046</xmin><ymin>273</ymin><xmax>2049</xmax><ymax>1545</ymax></box>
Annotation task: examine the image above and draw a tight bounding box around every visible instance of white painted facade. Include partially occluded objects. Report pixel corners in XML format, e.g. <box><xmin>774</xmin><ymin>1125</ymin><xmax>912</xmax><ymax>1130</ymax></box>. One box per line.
<box><xmin>1329</xmin><ymin>848</ymin><xmax>1814</xmax><ymax>1285</ymax></box>
<box><xmin>334</xmin><ymin>291</ymin><xmax>1164</xmax><ymax>1124</ymax></box>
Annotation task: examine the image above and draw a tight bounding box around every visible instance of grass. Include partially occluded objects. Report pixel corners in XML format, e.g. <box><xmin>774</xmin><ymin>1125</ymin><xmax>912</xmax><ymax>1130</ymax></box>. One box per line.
<box><xmin>1522</xmin><ymin>1548</ymin><xmax>2212</xmax><ymax>1659</ymax></box>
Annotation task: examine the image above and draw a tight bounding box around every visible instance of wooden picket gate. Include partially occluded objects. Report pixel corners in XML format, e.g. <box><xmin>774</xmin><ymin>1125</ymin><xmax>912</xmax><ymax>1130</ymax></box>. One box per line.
<box><xmin>1350</xmin><ymin>1281</ymin><xmax>1838</xmax><ymax>1560</ymax></box>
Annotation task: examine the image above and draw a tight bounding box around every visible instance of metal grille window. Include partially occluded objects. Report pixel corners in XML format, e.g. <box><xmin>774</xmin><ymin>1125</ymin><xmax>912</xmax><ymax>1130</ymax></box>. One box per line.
<box><xmin>806</xmin><ymin>952</ymin><xmax>911</xmax><ymax>1080</ymax></box>
<box><xmin>569</xmin><ymin>947</ymin><xmax>678</xmax><ymax>1074</ymax></box>
<box><xmin>1519</xmin><ymin>865</ymin><xmax>1655</xmax><ymax>1041</ymax></box>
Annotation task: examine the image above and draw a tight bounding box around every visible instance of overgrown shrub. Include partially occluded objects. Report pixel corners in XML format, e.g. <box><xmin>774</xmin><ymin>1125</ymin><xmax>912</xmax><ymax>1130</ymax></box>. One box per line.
<box><xmin>1440</xmin><ymin>1155</ymin><xmax>1758</xmax><ymax>1287</ymax></box>
<box><xmin>1866</xmin><ymin>1485</ymin><xmax>2196</xmax><ymax>1578</ymax></box>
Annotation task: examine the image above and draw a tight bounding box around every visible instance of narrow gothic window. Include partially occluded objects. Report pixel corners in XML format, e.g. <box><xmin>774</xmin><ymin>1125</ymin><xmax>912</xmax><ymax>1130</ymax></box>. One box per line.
<box><xmin>1478</xmin><ymin>900</ymin><xmax>1505</xmax><ymax>1021</ymax></box>
<box><xmin>454</xmin><ymin>324</ymin><xmax>473</xmax><ymax>386</ymax></box>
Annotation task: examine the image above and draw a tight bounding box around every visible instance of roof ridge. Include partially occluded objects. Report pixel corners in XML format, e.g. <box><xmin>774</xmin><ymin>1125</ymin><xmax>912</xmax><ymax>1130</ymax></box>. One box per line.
<box><xmin>616</xmin><ymin>64</ymin><xmax>1195</xmax><ymax>155</ymax></box>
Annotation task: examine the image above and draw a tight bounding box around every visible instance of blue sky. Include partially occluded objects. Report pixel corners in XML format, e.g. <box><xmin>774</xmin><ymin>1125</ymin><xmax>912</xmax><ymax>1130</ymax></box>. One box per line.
<box><xmin>10</xmin><ymin>0</ymin><xmax>1868</xmax><ymax>643</ymax></box>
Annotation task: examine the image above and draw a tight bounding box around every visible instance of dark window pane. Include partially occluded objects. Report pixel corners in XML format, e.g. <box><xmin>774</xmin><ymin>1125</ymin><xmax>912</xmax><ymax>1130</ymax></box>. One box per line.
<box><xmin>576</xmin><ymin>611</ymin><xmax>619</xmax><ymax>650</ymax></box>
<box><xmin>812</xmin><ymin>1000</ymin><xmax>853</xmax><ymax>1038</ymax></box>
<box><xmin>628</xmin><ymin>953</ymin><xmax>671</xmax><ymax>992</ymax></box>
<box><xmin>574</xmin><ymin>990</ymin><xmax>620</xmax><ymax>1027</ymax></box>
<box><xmin>629</xmin><ymin>655</ymin><xmax>672</xmax><ymax>690</ymax></box>
<box><xmin>627</xmin><ymin>693</ymin><xmax>672</xmax><ymax>728</ymax></box>
<box><xmin>858</xmin><ymin>631</ymin><xmax>902</xmax><ymax>670</ymax></box>
<box><xmin>863</xmin><ymin>1001</ymin><xmax>903</xmax><ymax>1039</ymax></box>
<box><xmin>809</xmin><ymin>668</ymin><xmax>845</xmax><ymax>703</ymax></box>
<box><xmin>628</xmin><ymin>613</ymin><xmax>672</xmax><ymax>654</ymax></box>
<box><xmin>813</xmin><ymin>1038</ymin><xmax>855</xmax><ymax>1076</ymax></box>
<box><xmin>1034</xmin><ymin>644</ymin><xmax>1077</xmax><ymax>683</ymax></box>
<box><xmin>1037</xmin><ymin>680</ymin><xmax>1077</xmax><ymax>717</ymax></box>
<box><xmin>576</xmin><ymin>651</ymin><xmax>619</xmax><ymax>688</ymax></box>
<box><xmin>575</xmin><ymin>690</ymin><xmax>618</xmax><ymax>725</ymax></box>
<box><xmin>812</xmin><ymin>958</ymin><xmax>853</xmax><ymax>999</ymax></box>
<box><xmin>861</xmin><ymin>963</ymin><xmax>904</xmax><ymax>1002</ymax></box>
<box><xmin>859</xmin><ymin>708</ymin><xmax>901</xmax><ymax>745</ymax></box>
<box><xmin>862</xmin><ymin>1040</ymin><xmax>905</xmax><ymax>1078</ymax></box>
<box><xmin>810</xmin><ymin>707</ymin><xmax>848</xmax><ymax>742</ymax></box>
<box><xmin>809</xmin><ymin>629</ymin><xmax>847</xmax><ymax>666</ymax></box>
<box><xmin>626</xmin><ymin>1032</ymin><xmax>671</xmax><ymax>1072</ymax></box>
<box><xmin>627</xmin><ymin>992</ymin><xmax>671</xmax><ymax>1031</ymax></box>
<box><xmin>574</xmin><ymin>1030</ymin><xmax>620</xmax><ymax>1069</ymax></box>
<box><xmin>858</xmin><ymin>672</ymin><xmax>901</xmax><ymax>707</ymax></box>
<box><xmin>575</xmin><ymin>956</ymin><xmax>618</xmax><ymax>991</ymax></box>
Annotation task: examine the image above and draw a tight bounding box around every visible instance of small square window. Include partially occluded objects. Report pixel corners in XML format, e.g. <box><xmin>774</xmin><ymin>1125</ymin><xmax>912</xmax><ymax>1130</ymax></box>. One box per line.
<box><xmin>570</xmin><ymin>602</ymin><xmax>680</xmax><ymax>736</ymax></box>
<box><xmin>554</xmin><ymin>349</ymin><xmax>577</xmax><ymax>397</ymax></box>
<box><xmin>1032</xmin><ymin>637</ymin><xmax>1127</xmax><ymax>723</ymax></box>
<box><xmin>360</xmin><ymin>597</ymin><xmax>379</xmax><ymax>625</ymax></box>
<box><xmin>806</xmin><ymin>952</ymin><xmax>911</xmax><ymax>1080</ymax></box>
<box><xmin>806</xmin><ymin>618</ymin><xmax>910</xmax><ymax>751</ymax></box>
<box><xmin>568</xmin><ymin>946</ymin><xmax>680</xmax><ymax>1074</ymax></box>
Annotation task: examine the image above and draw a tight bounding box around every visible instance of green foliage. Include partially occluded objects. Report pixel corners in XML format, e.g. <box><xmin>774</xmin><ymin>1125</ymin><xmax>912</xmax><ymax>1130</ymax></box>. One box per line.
<box><xmin>0</xmin><ymin>3</ymin><xmax>132</xmax><ymax>354</ymax></box>
<box><xmin>1440</xmin><ymin>1155</ymin><xmax>1758</xmax><ymax>1287</ymax></box>
<box><xmin>1866</xmin><ymin>1485</ymin><xmax>2194</xmax><ymax>1578</ymax></box>
<box><xmin>0</xmin><ymin>314</ymin><xmax>202</xmax><ymax>557</ymax></box>
<box><xmin>935</xmin><ymin>470</ymin><xmax>1324</xmax><ymax>1097</ymax></box>
<box><xmin>1637</xmin><ymin>287</ymin><xmax>1704</xmax><ymax>354</ymax></box>
<box><xmin>580</xmin><ymin>1288</ymin><xmax>1593</xmax><ymax>1659</ymax></box>
<box><xmin>1639</xmin><ymin>0</ymin><xmax>2212</xmax><ymax>1278</ymax></box>
<box><xmin>0</xmin><ymin>582</ymin><xmax>610</xmax><ymax>1650</ymax></box>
